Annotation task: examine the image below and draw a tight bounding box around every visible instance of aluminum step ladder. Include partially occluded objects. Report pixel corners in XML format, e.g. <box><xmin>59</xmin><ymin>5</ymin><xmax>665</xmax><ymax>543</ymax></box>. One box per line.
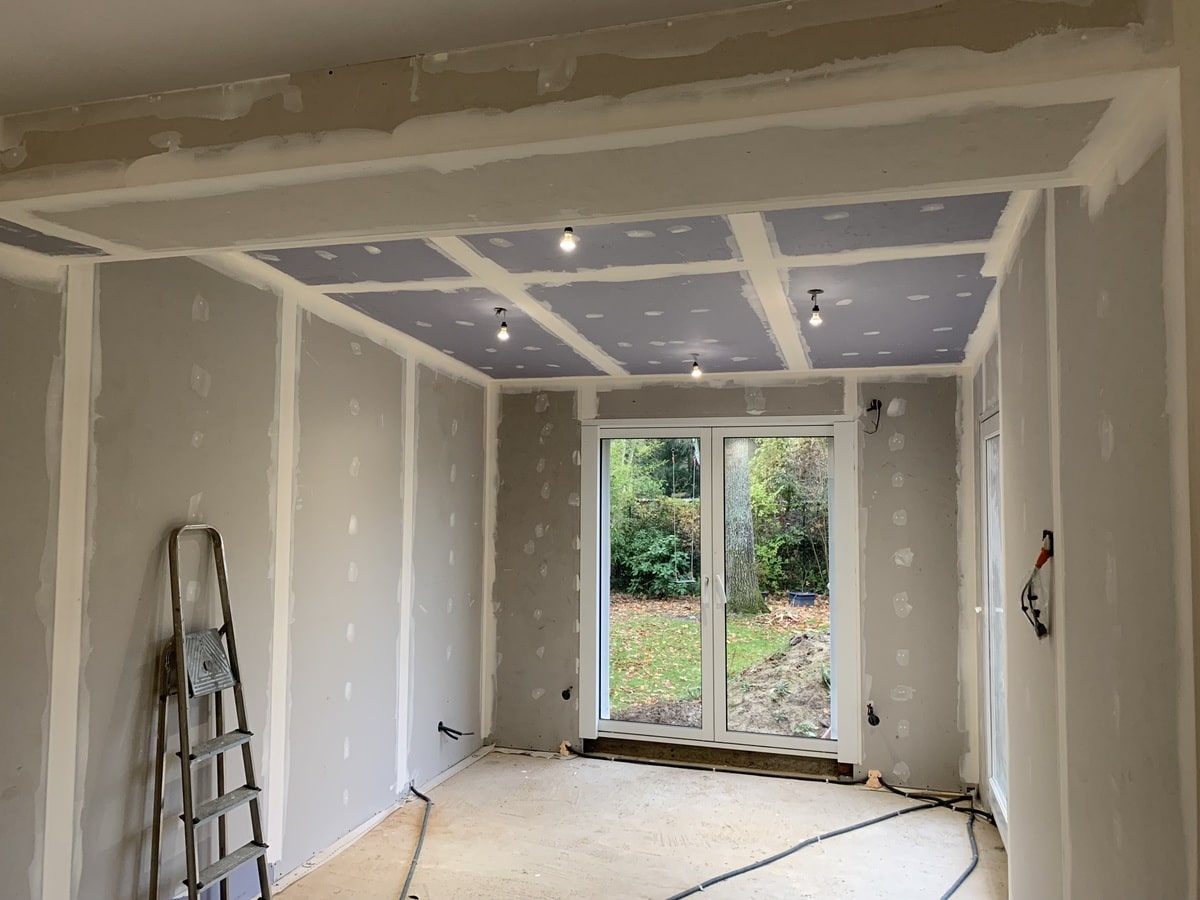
<box><xmin>149</xmin><ymin>524</ymin><xmax>271</xmax><ymax>899</ymax></box>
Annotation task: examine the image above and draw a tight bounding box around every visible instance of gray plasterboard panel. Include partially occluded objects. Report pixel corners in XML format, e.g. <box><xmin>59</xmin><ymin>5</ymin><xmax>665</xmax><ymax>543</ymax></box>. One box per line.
<box><xmin>492</xmin><ymin>390</ymin><xmax>582</xmax><ymax>751</ymax></box>
<box><xmin>0</xmin><ymin>217</ymin><xmax>107</xmax><ymax>257</ymax></box>
<box><xmin>463</xmin><ymin>215</ymin><xmax>735</xmax><ymax>274</ymax></box>
<box><xmin>284</xmin><ymin>314</ymin><xmax>405</xmax><ymax>873</ymax></box>
<box><xmin>0</xmin><ymin>275</ymin><xmax>62</xmax><ymax>900</ymax></box>
<box><xmin>595</xmin><ymin>380</ymin><xmax>844</xmax><ymax>419</ymax></box>
<box><xmin>858</xmin><ymin>377</ymin><xmax>963</xmax><ymax>790</ymax></box>
<box><xmin>328</xmin><ymin>289</ymin><xmax>602</xmax><ymax>378</ymax></box>
<box><xmin>765</xmin><ymin>193</ymin><xmax>1011</xmax><ymax>255</ymax></box>
<box><xmin>79</xmin><ymin>258</ymin><xmax>278</xmax><ymax>897</ymax></box>
<box><xmin>407</xmin><ymin>366</ymin><xmax>486</xmax><ymax>784</ymax></box>
<box><xmin>247</xmin><ymin>239</ymin><xmax>465</xmax><ymax>285</ymax></box>
<box><xmin>788</xmin><ymin>255</ymin><xmax>993</xmax><ymax>367</ymax></box>
<box><xmin>529</xmin><ymin>273</ymin><xmax>784</xmax><ymax>375</ymax></box>
<box><xmin>1053</xmin><ymin>151</ymin><xmax>1186</xmax><ymax>898</ymax></box>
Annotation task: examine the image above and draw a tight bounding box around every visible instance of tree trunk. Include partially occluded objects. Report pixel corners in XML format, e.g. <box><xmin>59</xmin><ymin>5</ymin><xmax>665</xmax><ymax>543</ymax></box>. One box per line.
<box><xmin>724</xmin><ymin>438</ymin><xmax>765</xmax><ymax>614</ymax></box>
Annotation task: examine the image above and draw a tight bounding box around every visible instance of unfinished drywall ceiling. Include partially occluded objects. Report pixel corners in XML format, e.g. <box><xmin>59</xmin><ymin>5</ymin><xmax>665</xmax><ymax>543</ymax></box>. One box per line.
<box><xmin>230</xmin><ymin>194</ymin><xmax>1008</xmax><ymax>381</ymax></box>
<box><xmin>0</xmin><ymin>272</ymin><xmax>63</xmax><ymax>900</ymax></box>
<box><xmin>78</xmin><ymin>258</ymin><xmax>279</xmax><ymax>898</ymax></box>
<box><xmin>284</xmin><ymin>312</ymin><xmax>406</xmax><ymax>874</ymax></box>
<box><xmin>0</xmin><ymin>0</ymin><xmax>778</xmax><ymax>115</ymax></box>
<box><xmin>407</xmin><ymin>367</ymin><xmax>487</xmax><ymax>785</ymax></box>
<box><xmin>859</xmin><ymin>377</ymin><xmax>964</xmax><ymax>790</ymax></box>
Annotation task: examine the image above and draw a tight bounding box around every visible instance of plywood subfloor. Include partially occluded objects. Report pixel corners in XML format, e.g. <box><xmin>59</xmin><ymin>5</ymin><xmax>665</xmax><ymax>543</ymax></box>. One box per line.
<box><xmin>278</xmin><ymin>751</ymin><xmax>1008</xmax><ymax>899</ymax></box>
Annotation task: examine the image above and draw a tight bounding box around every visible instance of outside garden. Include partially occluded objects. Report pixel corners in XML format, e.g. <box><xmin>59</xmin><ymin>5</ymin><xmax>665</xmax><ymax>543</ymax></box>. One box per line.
<box><xmin>605</xmin><ymin>436</ymin><xmax>834</xmax><ymax>739</ymax></box>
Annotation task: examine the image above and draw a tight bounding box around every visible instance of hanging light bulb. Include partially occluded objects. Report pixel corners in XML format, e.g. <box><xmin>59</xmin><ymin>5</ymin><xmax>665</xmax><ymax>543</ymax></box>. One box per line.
<box><xmin>808</xmin><ymin>288</ymin><xmax>824</xmax><ymax>326</ymax></box>
<box><xmin>495</xmin><ymin>307</ymin><xmax>510</xmax><ymax>341</ymax></box>
<box><xmin>559</xmin><ymin>227</ymin><xmax>578</xmax><ymax>252</ymax></box>
<box><xmin>691</xmin><ymin>356</ymin><xmax>702</xmax><ymax>378</ymax></box>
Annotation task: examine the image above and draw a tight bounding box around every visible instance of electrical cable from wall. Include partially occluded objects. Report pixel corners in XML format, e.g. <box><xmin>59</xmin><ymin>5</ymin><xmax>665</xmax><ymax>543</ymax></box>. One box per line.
<box><xmin>400</xmin><ymin>786</ymin><xmax>433</xmax><ymax>900</ymax></box>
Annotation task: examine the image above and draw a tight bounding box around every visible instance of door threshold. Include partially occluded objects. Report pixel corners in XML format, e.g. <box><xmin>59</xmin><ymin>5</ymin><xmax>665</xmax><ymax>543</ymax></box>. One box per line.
<box><xmin>586</xmin><ymin>736</ymin><xmax>848</xmax><ymax>779</ymax></box>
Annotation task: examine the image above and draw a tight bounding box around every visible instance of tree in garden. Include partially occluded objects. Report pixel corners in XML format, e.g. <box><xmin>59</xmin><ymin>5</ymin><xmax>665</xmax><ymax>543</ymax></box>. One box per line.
<box><xmin>723</xmin><ymin>438</ymin><xmax>766</xmax><ymax>614</ymax></box>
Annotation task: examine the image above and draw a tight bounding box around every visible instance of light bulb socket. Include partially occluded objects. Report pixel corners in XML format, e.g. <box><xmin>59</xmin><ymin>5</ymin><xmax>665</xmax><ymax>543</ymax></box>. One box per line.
<box><xmin>691</xmin><ymin>356</ymin><xmax>702</xmax><ymax>378</ymax></box>
<box><xmin>560</xmin><ymin>227</ymin><xmax>578</xmax><ymax>251</ymax></box>
<box><xmin>495</xmin><ymin>307</ymin><xmax>510</xmax><ymax>340</ymax></box>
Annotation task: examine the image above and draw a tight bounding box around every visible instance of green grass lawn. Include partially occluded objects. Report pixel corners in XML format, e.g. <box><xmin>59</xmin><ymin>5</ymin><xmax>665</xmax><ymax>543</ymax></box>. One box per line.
<box><xmin>608</xmin><ymin>609</ymin><xmax>792</xmax><ymax>711</ymax></box>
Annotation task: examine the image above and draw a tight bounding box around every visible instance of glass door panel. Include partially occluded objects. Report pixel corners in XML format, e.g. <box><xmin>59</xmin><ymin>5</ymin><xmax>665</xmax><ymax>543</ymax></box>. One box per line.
<box><xmin>599</xmin><ymin>435</ymin><xmax>706</xmax><ymax>732</ymax></box>
<box><xmin>719</xmin><ymin>435</ymin><xmax>834</xmax><ymax>743</ymax></box>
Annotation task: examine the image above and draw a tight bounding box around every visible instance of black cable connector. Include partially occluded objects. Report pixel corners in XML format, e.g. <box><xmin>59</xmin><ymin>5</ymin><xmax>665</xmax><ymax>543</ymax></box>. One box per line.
<box><xmin>867</xmin><ymin>702</ymin><xmax>880</xmax><ymax>726</ymax></box>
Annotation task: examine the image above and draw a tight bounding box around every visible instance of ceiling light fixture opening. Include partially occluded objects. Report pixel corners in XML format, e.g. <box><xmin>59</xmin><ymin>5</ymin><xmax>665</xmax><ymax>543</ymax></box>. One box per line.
<box><xmin>808</xmin><ymin>288</ymin><xmax>824</xmax><ymax>326</ymax></box>
<box><xmin>494</xmin><ymin>307</ymin><xmax>510</xmax><ymax>341</ymax></box>
<box><xmin>560</xmin><ymin>227</ymin><xmax>578</xmax><ymax>252</ymax></box>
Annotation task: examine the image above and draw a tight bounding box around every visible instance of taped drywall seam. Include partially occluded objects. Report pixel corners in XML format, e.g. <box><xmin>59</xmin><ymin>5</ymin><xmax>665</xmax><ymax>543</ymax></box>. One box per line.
<box><xmin>0</xmin><ymin>242</ymin><xmax>65</xmax><ymax>292</ymax></box>
<box><xmin>429</xmin><ymin>236</ymin><xmax>625</xmax><ymax>377</ymax></box>
<box><xmin>956</xmin><ymin>376</ymin><xmax>981</xmax><ymax>786</ymax></box>
<box><xmin>1074</xmin><ymin>71</ymin><xmax>1173</xmax><ymax>219</ymax></box>
<box><xmin>266</xmin><ymin>289</ymin><xmax>299</xmax><ymax>864</ymax></box>
<box><xmin>726</xmin><ymin>213</ymin><xmax>810</xmax><ymax>370</ymax></box>
<box><xmin>480</xmin><ymin>382</ymin><xmax>500</xmax><ymax>738</ymax></box>
<box><xmin>842</xmin><ymin>375</ymin><xmax>859</xmax><ymax>419</ymax></box>
<box><xmin>1044</xmin><ymin>187</ymin><xmax>1072</xmax><ymax>898</ymax></box>
<box><xmin>1163</xmin><ymin>74</ymin><xmax>1198</xmax><ymax>898</ymax></box>
<box><xmin>195</xmin><ymin>252</ymin><xmax>491</xmax><ymax>387</ymax></box>
<box><xmin>41</xmin><ymin>263</ymin><xmax>94</xmax><ymax>900</ymax></box>
<box><xmin>967</xmin><ymin>191</ymin><xmax>1043</xmax><ymax>370</ymax></box>
<box><xmin>397</xmin><ymin>356</ymin><xmax>419</xmax><ymax>792</ymax></box>
<box><xmin>499</xmin><ymin>366</ymin><xmax>963</xmax><ymax>393</ymax></box>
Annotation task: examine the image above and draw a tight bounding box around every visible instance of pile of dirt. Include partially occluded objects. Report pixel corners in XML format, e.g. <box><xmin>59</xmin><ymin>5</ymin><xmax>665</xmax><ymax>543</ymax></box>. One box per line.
<box><xmin>727</xmin><ymin>631</ymin><xmax>831</xmax><ymax>738</ymax></box>
<box><xmin>609</xmin><ymin>630</ymin><xmax>831</xmax><ymax>737</ymax></box>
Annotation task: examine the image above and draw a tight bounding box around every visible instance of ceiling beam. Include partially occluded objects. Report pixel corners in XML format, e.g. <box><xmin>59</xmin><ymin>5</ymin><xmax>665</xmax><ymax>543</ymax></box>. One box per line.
<box><xmin>726</xmin><ymin>212</ymin><xmax>810</xmax><ymax>371</ymax></box>
<box><xmin>429</xmin><ymin>236</ymin><xmax>627</xmax><ymax>377</ymax></box>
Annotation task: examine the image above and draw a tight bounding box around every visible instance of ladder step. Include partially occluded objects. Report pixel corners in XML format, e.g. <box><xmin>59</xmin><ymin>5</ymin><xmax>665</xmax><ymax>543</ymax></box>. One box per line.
<box><xmin>187</xmin><ymin>786</ymin><xmax>260</xmax><ymax>827</ymax></box>
<box><xmin>189</xmin><ymin>840</ymin><xmax>267</xmax><ymax>890</ymax></box>
<box><xmin>184</xmin><ymin>729</ymin><xmax>253</xmax><ymax>764</ymax></box>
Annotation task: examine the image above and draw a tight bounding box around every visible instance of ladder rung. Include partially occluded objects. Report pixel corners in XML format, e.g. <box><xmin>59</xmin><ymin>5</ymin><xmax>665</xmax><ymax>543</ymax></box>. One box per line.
<box><xmin>187</xmin><ymin>786</ymin><xmax>260</xmax><ymax>827</ymax></box>
<box><xmin>184</xmin><ymin>730</ymin><xmax>253</xmax><ymax>765</ymax></box>
<box><xmin>189</xmin><ymin>840</ymin><xmax>267</xmax><ymax>890</ymax></box>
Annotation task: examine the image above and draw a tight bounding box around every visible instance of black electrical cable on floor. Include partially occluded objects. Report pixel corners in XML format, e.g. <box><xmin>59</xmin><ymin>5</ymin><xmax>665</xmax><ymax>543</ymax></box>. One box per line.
<box><xmin>939</xmin><ymin>809</ymin><xmax>979</xmax><ymax>900</ymax></box>
<box><xmin>664</xmin><ymin>798</ymin><xmax>959</xmax><ymax>900</ymax></box>
<box><xmin>401</xmin><ymin>786</ymin><xmax>433</xmax><ymax>900</ymax></box>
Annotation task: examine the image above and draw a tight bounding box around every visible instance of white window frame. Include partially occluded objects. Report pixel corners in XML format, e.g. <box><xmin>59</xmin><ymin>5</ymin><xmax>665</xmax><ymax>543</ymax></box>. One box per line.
<box><xmin>979</xmin><ymin>413</ymin><xmax>1009</xmax><ymax>843</ymax></box>
<box><xmin>579</xmin><ymin>418</ymin><xmax>862</xmax><ymax>765</ymax></box>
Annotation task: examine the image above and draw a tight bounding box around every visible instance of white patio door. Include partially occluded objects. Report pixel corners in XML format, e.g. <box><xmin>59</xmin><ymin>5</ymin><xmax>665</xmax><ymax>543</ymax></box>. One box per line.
<box><xmin>584</xmin><ymin>423</ymin><xmax>860</xmax><ymax>762</ymax></box>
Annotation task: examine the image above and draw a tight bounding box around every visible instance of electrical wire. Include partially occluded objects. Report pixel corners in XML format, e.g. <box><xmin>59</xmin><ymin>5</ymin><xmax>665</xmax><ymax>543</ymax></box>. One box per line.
<box><xmin>401</xmin><ymin>786</ymin><xmax>433</xmax><ymax>900</ymax></box>
<box><xmin>939</xmin><ymin>809</ymin><xmax>979</xmax><ymax>900</ymax></box>
<box><xmin>664</xmin><ymin>800</ymin><xmax>953</xmax><ymax>900</ymax></box>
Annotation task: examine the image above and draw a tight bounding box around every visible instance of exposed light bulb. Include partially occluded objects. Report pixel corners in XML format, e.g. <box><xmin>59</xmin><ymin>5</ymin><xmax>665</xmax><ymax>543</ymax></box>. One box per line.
<box><xmin>691</xmin><ymin>357</ymin><xmax>702</xmax><ymax>378</ymax></box>
<box><xmin>560</xmin><ymin>227</ymin><xmax>578</xmax><ymax>252</ymax></box>
<box><xmin>807</xmin><ymin>288</ymin><xmax>825</xmax><ymax>327</ymax></box>
<box><xmin>495</xmin><ymin>307</ymin><xmax>510</xmax><ymax>341</ymax></box>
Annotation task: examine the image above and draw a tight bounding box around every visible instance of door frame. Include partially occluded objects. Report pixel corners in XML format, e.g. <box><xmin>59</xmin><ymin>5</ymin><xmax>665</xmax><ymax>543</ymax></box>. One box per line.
<box><xmin>579</xmin><ymin>419</ymin><xmax>861</xmax><ymax>764</ymax></box>
<box><xmin>978</xmin><ymin>413</ymin><xmax>1010</xmax><ymax>842</ymax></box>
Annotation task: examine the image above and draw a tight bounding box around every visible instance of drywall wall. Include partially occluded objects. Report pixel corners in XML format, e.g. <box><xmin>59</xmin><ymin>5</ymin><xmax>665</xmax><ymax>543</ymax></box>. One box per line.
<box><xmin>282</xmin><ymin>313</ymin><xmax>406</xmax><ymax>874</ymax></box>
<box><xmin>859</xmin><ymin>377</ymin><xmax>963</xmax><ymax>790</ymax></box>
<box><xmin>77</xmin><ymin>258</ymin><xmax>279</xmax><ymax>898</ymax></box>
<box><xmin>0</xmin><ymin>273</ymin><xmax>62</xmax><ymax>900</ymax></box>
<box><xmin>494</xmin><ymin>378</ymin><xmax>964</xmax><ymax>789</ymax></box>
<box><xmin>492</xmin><ymin>390</ymin><xmax>582</xmax><ymax>750</ymax></box>
<box><xmin>995</xmin><ymin>202</ymin><xmax>1064</xmax><ymax>895</ymax></box>
<box><xmin>407</xmin><ymin>366</ymin><xmax>488</xmax><ymax>784</ymax></box>
<box><xmin>1053</xmin><ymin>147</ymin><xmax>1188</xmax><ymax>897</ymax></box>
<box><xmin>596</xmin><ymin>380</ymin><xmax>845</xmax><ymax>419</ymax></box>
